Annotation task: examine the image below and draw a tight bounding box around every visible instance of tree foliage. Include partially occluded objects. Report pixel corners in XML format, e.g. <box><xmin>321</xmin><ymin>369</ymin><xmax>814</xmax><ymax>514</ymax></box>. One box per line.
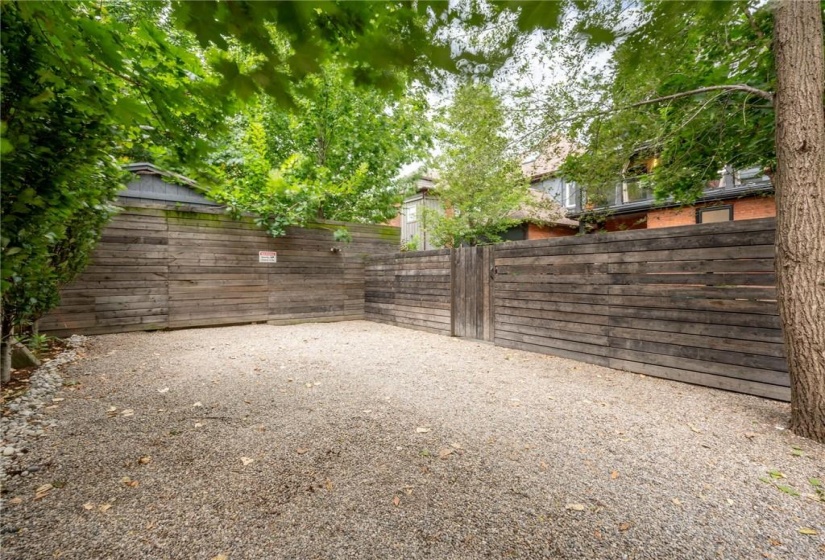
<box><xmin>204</xmin><ymin>64</ymin><xmax>431</xmax><ymax>236</ymax></box>
<box><xmin>0</xmin><ymin>0</ymin><xmax>223</xmax><ymax>378</ymax></box>
<box><xmin>554</xmin><ymin>1</ymin><xmax>777</xmax><ymax>206</ymax></box>
<box><xmin>426</xmin><ymin>83</ymin><xmax>530</xmax><ymax>247</ymax></box>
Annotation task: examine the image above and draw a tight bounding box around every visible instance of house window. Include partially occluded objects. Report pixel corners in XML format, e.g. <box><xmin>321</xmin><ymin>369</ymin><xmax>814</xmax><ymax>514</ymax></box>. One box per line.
<box><xmin>622</xmin><ymin>177</ymin><xmax>654</xmax><ymax>203</ymax></box>
<box><xmin>696</xmin><ymin>205</ymin><xmax>733</xmax><ymax>224</ymax></box>
<box><xmin>407</xmin><ymin>205</ymin><xmax>417</xmax><ymax>223</ymax></box>
<box><xmin>563</xmin><ymin>180</ymin><xmax>577</xmax><ymax>208</ymax></box>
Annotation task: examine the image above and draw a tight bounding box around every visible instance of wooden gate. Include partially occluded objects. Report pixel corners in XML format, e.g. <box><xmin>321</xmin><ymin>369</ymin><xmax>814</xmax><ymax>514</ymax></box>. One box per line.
<box><xmin>451</xmin><ymin>246</ymin><xmax>495</xmax><ymax>341</ymax></box>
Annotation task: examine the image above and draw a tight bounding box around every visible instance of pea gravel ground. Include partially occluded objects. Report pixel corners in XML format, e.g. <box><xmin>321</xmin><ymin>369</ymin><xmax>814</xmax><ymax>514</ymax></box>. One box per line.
<box><xmin>1</xmin><ymin>321</ymin><xmax>823</xmax><ymax>560</ymax></box>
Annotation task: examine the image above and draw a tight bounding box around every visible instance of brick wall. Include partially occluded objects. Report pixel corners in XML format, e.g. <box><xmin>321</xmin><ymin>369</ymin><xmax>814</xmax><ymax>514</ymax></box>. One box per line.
<box><xmin>647</xmin><ymin>195</ymin><xmax>776</xmax><ymax>229</ymax></box>
<box><xmin>600</xmin><ymin>213</ymin><xmax>648</xmax><ymax>232</ymax></box>
<box><xmin>526</xmin><ymin>223</ymin><xmax>578</xmax><ymax>239</ymax></box>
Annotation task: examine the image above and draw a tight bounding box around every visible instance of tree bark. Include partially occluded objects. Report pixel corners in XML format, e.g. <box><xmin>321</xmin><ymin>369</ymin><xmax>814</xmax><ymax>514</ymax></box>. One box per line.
<box><xmin>1</xmin><ymin>322</ymin><xmax>13</xmax><ymax>385</ymax></box>
<box><xmin>773</xmin><ymin>0</ymin><xmax>825</xmax><ymax>442</ymax></box>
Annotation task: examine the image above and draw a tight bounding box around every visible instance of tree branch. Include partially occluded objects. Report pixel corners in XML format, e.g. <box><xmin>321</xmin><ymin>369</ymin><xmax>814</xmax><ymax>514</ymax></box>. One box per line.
<box><xmin>510</xmin><ymin>84</ymin><xmax>775</xmax><ymax>150</ymax></box>
<box><xmin>625</xmin><ymin>84</ymin><xmax>774</xmax><ymax>109</ymax></box>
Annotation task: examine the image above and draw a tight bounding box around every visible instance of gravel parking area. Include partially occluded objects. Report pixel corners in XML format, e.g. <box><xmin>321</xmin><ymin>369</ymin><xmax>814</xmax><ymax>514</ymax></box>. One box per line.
<box><xmin>1</xmin><ymin>321</ymin><xmax>823</xmax><ymax>559</ymax></box>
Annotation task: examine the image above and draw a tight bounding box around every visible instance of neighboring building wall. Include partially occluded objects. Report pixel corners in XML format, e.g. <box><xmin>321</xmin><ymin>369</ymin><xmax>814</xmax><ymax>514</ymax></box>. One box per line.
<box><xmin>120</xmin><ymin>173</ymin><xmax>219</xmax><ymax>208</ymax></box>
<box><xmin>599</xmin><ymin>213</ymin><xmax>648</xmax><ymax>232</ymax></box>
<box><xmin>526</xmin><ymin>223</ymin><xmax>578</xmax><ymax>240</ymax></box>
<box><xmin>400</xmin><ymin>192</ymin><xmax>442</xmax><ymax>250</ymax></box>
<box><xmin>647</xmin><ymin>196</ymin><xmax>776</xmax><ymax>229</ymax></box>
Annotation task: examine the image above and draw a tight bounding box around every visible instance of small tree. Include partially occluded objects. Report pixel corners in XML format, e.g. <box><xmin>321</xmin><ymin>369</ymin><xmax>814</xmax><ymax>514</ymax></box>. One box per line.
<box><xmin>206</xmin><ymin>64</ymin><xmax>430</xmax><ymax>236</ymax></box>
<box><xmin>427</xmin><ymin>83</ymin><xmax>530</xmax><ymax>247</ymax></box>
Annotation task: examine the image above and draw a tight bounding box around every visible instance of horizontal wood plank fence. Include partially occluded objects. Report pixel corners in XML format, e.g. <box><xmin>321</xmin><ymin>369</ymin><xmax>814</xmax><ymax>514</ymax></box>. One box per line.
<box><xmin>364</xmin><ymin>249</ymin><xmax>453</xmax><ymax>335</ymax></box>
<box><xmin>41</xmin><ymin>204</ymin><xmax>399</xmax><ymax>335</ymax></box>
<box><xmin>365</xmin><ymin>218</ymin><xmax>790</xmax><ymax>401</ymax></box>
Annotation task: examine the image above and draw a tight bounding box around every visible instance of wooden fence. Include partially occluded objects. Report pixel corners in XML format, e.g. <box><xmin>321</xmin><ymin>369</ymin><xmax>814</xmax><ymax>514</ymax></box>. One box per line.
<box><xmin>364</xmin><ymin>249</ymin><xmax>453</xmax><ymax>335</ymax></box>
<box><xmin>42</xmin><ymin>203</ymin><xmax>399</xmax><ymax>335</ymax></box>
<box><xmin>365</xmin><ymin>218</ymin><xmax>790</xmax><ymax>401</ymax></box>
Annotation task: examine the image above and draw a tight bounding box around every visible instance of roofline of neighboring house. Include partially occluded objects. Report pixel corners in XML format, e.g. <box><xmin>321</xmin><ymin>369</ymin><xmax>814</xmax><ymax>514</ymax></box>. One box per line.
<box><xmin>566</xmin><ymin>179</ymin><xmax>774</xmax><ymax>219</ymax></box>
<box><xmin>123</xmin><ymin>162</ymin><xmax>201</xmax><ymax>190</ymax></box>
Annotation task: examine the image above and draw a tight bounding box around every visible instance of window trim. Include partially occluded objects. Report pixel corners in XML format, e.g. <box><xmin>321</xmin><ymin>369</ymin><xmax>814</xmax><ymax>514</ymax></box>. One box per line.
<box><xmin>696</xmin><ymin>204</ymin><xmax>733</xmax><ymax>224</ymax></box>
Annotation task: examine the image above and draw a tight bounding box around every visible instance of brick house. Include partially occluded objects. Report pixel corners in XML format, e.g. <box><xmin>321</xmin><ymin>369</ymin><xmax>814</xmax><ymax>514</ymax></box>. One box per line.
<box><xmin>566</xmin><ymin>166</ymin><xmax>775</xmax><ymax>231</ymax></box>
<box><xmin>397</xmin><ymin>175</ymin><xmax>579</xmax><ymax>250</ymax></box>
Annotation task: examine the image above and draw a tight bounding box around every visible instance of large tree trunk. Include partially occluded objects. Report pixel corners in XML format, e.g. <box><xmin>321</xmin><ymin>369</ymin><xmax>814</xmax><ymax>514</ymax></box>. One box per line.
<box><xmin>1</xmin><ymin>320</ymin><xmax>13</xmax><ymax>385</ymax></box>
<box><xmin>773</xmin><ymin>1</ymin><xmax>825</xmax><ymax>443</ymax></box>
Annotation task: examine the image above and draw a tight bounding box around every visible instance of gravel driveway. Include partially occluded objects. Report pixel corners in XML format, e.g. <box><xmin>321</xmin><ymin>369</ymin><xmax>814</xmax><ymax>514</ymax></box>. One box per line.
<box><xmin>1</xmin><ymin>321</ymin><xmax>823</xmax><ymax>559</ymax></box>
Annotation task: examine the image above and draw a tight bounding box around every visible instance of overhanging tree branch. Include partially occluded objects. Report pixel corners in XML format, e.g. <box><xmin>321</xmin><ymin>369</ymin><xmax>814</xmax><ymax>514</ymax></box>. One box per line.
<box><xmin>512</xmin><ymin>84</ymin><xmax>775</xmax><ymax>149</ymax></box>
<box><xmin>626</xmin><ymin>84</ymin><xmax>773</xmax><ymax>108</ymax></box>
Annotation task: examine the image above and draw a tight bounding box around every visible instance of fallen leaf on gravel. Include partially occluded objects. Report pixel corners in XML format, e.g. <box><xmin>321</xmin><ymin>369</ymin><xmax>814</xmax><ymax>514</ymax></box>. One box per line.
<box><xmin>392</xmin><ymin>496</ymin><xmax>400</xmax><ymax>507</ymax></box>
<box><xmin>305</xmin><ymin>382</ymin><xmax>313</xmax><ymax>388</ymax></box>
<box><xmin>611</xmin><ymin>470</ymin><xmax>619</xmax><ymax>480</ymax></box>
<box><xmin>83</xmin><ymin>502</ymin><xmax>95</xmax><ymax>510</ymax></box>
<box><xmin>362</xmin><ymin>409</ymin><xmax>372</xmax><ymax>414</ymax></box>
<box><xmin>121</xmin><ymin>409</ymin><xmax>134</xmax><ymax>417</ymax></box>
<box><xmin>324</xmin><ymin>479</ymin><xmax>334</xmax><ymax>491</ymax></box>
<box><xmin>121</xmin><ymin>476</ymin><xmax>139</xmax><ymax>488</ymax></box>
<box><xmin>296</xmin><ymin>448</ymin><xmax>308</xmax><ymax>455</ymax></box>
<box><xmin>211</xmin><ymin>555</ymin><xmax>228</xmax><ymax>560</ymax></box>
<box><xmin>565</xmin><ymin>503</ymin><xmax>586</xmax><ymax>511</ymax></box>
<box><xmin>34</xmin><ymin>484</ymin><xmax>53</xmax><ymax>499</ymax></box>
<box><xmin>687</xmin><ymin>424</ymin><xmax>702</xmax><ymax>433</ymax></box>
<box><xmin>415</xmin><ymin>427</ymin><xmax>431</xmax><ymax>433</ymax></box>
<box><xmin>9</xmin><ymin>497</ymin><xmax>22</xmax><ymax>505</ymax></box>
<box><xmin>438</xmin><ymin>448</ymin><xmax>453</xmax><ymax>460</ymax></box>
<box><xmin>107</xmin><ymin>406</ymin><xmax>117</xmax><ymax>413</ymax></box>
<box><xmin>241</xmin><ymin>457</ymin><xmax>254</xmax><ymax>466</ymax></box>
<box><xmin>138</xmin><ymin>456</ymin><xmax>152</xmax><ymax>465</ymax></box>
<box><xmin>193</xmin><ymin>402</ymin><xmax>203</xmax><ymax>408</ymax></box>
<box><xmin>45</xmin><ymin>405</ymin><xmax>59</xmax><ymax>410</ymax></box>
<box><xmin>194</xmin><ymin>422</ymin><xmax>203</xmax><ymax>428</ymax></box>
<box><xmin>618</xmin><ymin>522</ymin><xmax>632</xmax><ymax>532</ymax></box>
<box><xmin>158</xmin><ymin>388</ymin><xmax>169</xmax><ymax>393</ymax></box>
<box><xmin>99</xmin><ymin>504</ymin><xmax>112</xmax><ymax>513</ymax></box>
<box><xmin>672</xmin><ymin>498</ymin><xmax>682</xmax><ymax>505</ymax></box>
<box><xmin>768</xmin><ymin>470</ymin><xmax>786</xmax><ymax>479</ymax></box>
<box><xmin>52</xmin><ymin>398</ymin><xmax>64</xmax><ymax>402</ymax></box>
<box><xmin>798</xmin><ymin>528</ymin><xmax>818</xmax><ymax>536</ymax></box>
<box><xmin>744</xmin><ymin>432</ymin><xmax>758</xmax><ymax>439</ymax></box>
<box><xmin>540</xmin><ymin>461</ymin><xmax>548</xmax><ymax>471</ymax></box>
<box><xmin>769</xmin><ymin>538</ymin><xmax>782</xmax><ymax>546</ymax></box>
<box><xmin>776</xmin><ymin>485</ymin><xmax>799</xmax><ymax>496</ymax></box>
<box><xmin>727</xmin><ymin>498</ymin><xmax>734</xmax><ymax>505</ymax></box>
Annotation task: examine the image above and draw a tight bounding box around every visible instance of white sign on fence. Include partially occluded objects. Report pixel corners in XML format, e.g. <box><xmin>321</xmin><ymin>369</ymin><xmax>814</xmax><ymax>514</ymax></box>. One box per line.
<box><xmin>258</xmin><ymin>251</ymin><xmax>277</xmax><ymax>263</ymax></box>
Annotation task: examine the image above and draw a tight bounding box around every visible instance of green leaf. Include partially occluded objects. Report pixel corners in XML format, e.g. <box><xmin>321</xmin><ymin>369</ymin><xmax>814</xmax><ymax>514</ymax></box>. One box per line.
<box><xmin>776</xmin><ymin>485</ymin><xmax>799</xmax><ymax>497</ymax></box>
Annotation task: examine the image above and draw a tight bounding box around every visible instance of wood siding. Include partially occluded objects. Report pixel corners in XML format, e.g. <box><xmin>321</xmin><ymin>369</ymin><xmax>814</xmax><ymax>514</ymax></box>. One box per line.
<box><xmin>365</xmin><ymin>218</ymin><xmax>790</xmax><ymax>401</ymax></box>
<box><xmin>41</xmin><ymin>204</ymin><xmax>399</xmax><ymax>335</ymax></box>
